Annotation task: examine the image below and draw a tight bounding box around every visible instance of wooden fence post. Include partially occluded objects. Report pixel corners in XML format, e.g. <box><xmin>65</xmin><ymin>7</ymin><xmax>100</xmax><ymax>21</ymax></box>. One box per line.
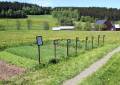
<box><xmin>85</xmin><ymin>36</ymin><xmax>88</xmax><ymax>50</ymax></box>
<box><xmin>67</xmin><ymin>39</ymin><xmax>71</xmax><ymax>57</ymax></box>
<box><xmin>76</xmin><ymin>37</ymin><xmax>79</xmax><ymax>56</ymax></box>
<box><xmin>98</xmin><ymin>35</ymin><xmax>100</xmax><ymax>46</ymax></box>
<box><xmin>53</xmin><ymin>40</ymin><xmax>58</xmax><ymax>60</ymax></box>
<box><xmin>103</xmin><ymin>35</ymin><xmax>105</xmax><ymax>46</ymax></box>
<box><xmin>92</xmin><ymin>36</ymin><xmax>94</xmax><ymax>49</ymax></box>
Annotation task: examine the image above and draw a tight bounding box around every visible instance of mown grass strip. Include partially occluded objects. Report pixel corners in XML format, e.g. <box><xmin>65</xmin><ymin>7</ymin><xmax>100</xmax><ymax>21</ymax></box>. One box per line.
<box><xmin>5</xmin><ymin>44</ymin><xmax>118</xmax><ymax>85</ymax></box>
<box><xmin>0</xmin><ymin>51</ymin><xmax>37</xmax><ymax>69</ymax></box>
<box><xmin>80</xmin><ymin>49</ymin><xmax>120</xmax><ymax>85</ymax></box>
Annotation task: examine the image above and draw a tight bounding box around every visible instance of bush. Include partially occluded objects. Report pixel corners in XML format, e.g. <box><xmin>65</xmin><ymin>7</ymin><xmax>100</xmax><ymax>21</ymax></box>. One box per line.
<box><xmin>84</xmin><ymin>22</ymin><xmax>92</xmax><ymax>31</ymax></box>
<box><xmin>75</xmin><ymin>22</ymin><xmax>84</xmax><ymax>31</ymax></box>
<box><xmin>94</xmin><ymin>24</ymin><xmax>106</xmax><ymax>31</ymax></box>
<box><xmin>59</xmin><ymin>18</ymin><xmax>74</xmax><ymax>26</ymax></box>
<box><xmin>80</xmin><ymin>16</ymin><xmax>95</xmax><ymax>23</ymax></box>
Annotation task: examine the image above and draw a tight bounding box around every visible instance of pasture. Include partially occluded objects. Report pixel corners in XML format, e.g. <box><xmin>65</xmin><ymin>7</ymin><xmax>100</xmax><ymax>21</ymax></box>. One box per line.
<box><xmin>0</xmin><ymin>15</ymin><xmax>120</xmax><ymax>85</ymax></box>
<box><xmin>0</xmin><ymin>30</ymin><xmax>120</xmax><ymax>84</ymax></box>
<box><xmin>0</xmin><ymin>15</ymin><xmax>58</xmax><ymax>30</ymax></box>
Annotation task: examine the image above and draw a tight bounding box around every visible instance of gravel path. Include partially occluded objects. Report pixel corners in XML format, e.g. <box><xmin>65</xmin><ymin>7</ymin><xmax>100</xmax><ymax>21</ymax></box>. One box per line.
<box><xmin>0</xmin><ymin>60</ymin><xmax>25</xmax><ymax>80</ymax></box>
<box><xmin>63</xmin><ymin>46</ymin><xmax>120</xmax><ymax>85</ymax></box>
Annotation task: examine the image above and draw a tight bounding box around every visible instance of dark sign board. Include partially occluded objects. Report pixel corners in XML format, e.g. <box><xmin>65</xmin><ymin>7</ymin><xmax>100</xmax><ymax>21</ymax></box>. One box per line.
<box><xmin>67</xmin><ymin>39</ymin><xmax>71</xmax><ymax>43</ymax></box>
<box><xmin>54</xmin><ymin>40</ymin><xmax>59</xmax><ymax>45</ymax></box>
<box><xmin>36</xmin><ymin>36</ymin><xmax>43</xmax><ymax>46</ymax></box>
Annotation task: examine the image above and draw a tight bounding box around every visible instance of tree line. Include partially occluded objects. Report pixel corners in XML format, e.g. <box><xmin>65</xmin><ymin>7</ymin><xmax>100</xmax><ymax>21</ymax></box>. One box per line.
<box><xmin>52</xmin><ymin>7</ymin><xmax>120</xmax><ymax>21</ymax></box>
<box><xmin>0</xmin><ymin>1</ymin><xmax>51</xmax><ymax>18</ymax></box>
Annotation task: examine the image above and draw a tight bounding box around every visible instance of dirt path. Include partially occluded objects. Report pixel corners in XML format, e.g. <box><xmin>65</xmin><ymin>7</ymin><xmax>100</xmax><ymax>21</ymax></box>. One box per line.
<box><xmin>0</xmin><ymin>60</ymin><xmax>25</xmax><ymax>80</ymax></box>
<box><xmin>63</xmin><ymin>46</ymin><xmax>120</xmax><ymax>85</ymax></box>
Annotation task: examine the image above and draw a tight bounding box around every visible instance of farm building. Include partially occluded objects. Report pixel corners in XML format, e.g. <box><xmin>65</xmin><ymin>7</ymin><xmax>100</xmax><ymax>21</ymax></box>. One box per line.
<box><xmin>96</xmin><ymin>19</ymin><xmax>113</xmax><ymax>31</ymax></box>
<box><xmin>114</xmin><ymin>24</ymin><xmax>120</xmax><ymax>31</ymax></box>
<box><xmin>52</xmin><ymin>26</ymin><xmax>75</xmax><ymax>31</ymax></box>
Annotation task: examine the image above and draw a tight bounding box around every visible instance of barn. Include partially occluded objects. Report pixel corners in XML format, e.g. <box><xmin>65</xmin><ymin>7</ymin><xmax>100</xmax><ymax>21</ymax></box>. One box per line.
<box><xmin>96</xmin><ymin>19</ymin><xmax>113</xmax><ymax>31</ymax></box>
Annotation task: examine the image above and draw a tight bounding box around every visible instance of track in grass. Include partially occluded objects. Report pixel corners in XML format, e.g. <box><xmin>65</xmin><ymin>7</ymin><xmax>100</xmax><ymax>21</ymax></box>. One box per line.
<box><xmin>80</xmin><ymin>49</ymin><xmax>120</xmax><ymax>85</ymax></box>
<box><xmin>63</xmin><ymin>46</ymin><xmax>120</xmax><ymax>85</ymax></box>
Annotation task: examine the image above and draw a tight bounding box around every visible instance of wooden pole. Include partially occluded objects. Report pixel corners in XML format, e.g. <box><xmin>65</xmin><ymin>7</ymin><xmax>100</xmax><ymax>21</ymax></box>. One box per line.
<box><xmin>54</xmin><ymin>40</ymin><xmax>57</xmax><ymax>60</ymax></box>
<box><xmin>92</xmin><ymin>36</ymin><xmax>94</xmax><ymax>49</ymax></box>
<box><xmin>67</xmin><ymin>39</ymin><xmax>70</xmax><ymax>57</ymax></box>
<box><xmin>98</xmin><ymin>35</ymin><xmax>100</xmax><ymax>46</ymax></box>
<box><xmin>76</xmin><ymin>37</ymin><xmax>79</xmax><ymax>56</ymax></box>
<box><xmin>85</xmin><ymin>37</ymin><xmax>88</xmax><ymax>50</ymax></box>
<box><xmin>38</xmin><ymin>45</ymin><xmax>41</xmax><ymax>64</ymax></box>
<box><xmin>103</xmin><ymin>35</ymin><xmax>105</xmax><ymax>46</ymax></box>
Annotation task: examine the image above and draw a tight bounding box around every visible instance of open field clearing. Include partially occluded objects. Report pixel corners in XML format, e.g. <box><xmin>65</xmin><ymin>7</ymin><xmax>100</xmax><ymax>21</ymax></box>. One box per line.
<box><xmin>0</xmin><ymin>1</ymin><xmax>120</xmax><ymax>85</ymax></box>
<box><xmin>0</xmin><ymin>30</ymin><xmax>120</xmax><ymax>85</ymax></box>
<box><xmin>1</xmin><ymin>39</ymin><xmax>99</xmax><ymax>68</ymax></box>
<box><xmin>0</xmin><ymin>31</ymin><xmax>120</xmax><ymax>49</ymax></box>
<box><xmin>80</xmin><ymin>51</ymin><xmax>120</xmax><ymax>85</ymax></box>
<box><xmin>0</xmin><ymin>15</ymin><xmax>58</xmax><ymax>30</ymax></box>
<box><xmin>0</xmin><ymin>44</ymin><xmax>118</xmax><ymax>85</ymax></box>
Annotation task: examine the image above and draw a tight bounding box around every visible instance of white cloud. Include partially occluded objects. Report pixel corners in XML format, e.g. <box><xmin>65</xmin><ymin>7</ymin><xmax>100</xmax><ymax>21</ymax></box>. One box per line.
<box><xmin>32</xmin><ymin>0</ymin><xmax>51</xmax><ymax>6</ymax></box>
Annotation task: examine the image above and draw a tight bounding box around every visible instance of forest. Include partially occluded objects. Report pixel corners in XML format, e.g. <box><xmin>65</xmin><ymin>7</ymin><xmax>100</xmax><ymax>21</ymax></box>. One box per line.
<box><xmin>53</xmin><ymin>7</ymin><xmax>120</xmax><ymax>21</ymax></box>
<box><xmin>1</xmin><ymin>1</ymin><xmax>120</xmax><ymax>21</ymax></box>
<box><xmin>0</xmin><ymin>1</ymin><xmax>51</xmax><ymax>18</ymax></box>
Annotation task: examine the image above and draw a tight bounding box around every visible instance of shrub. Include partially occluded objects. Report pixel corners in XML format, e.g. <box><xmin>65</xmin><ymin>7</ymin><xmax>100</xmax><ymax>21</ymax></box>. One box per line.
<box><xmin>84</xmin><ymin>22</ymin><xmax>92</xmax><ymax>31</ymax></box>
<box><xmin>94</xmin><ymin>24</ymin><xmax>106</xmax><ymax>31</ymax></box>
<box><xmin>59</xmin><ymin>18</ymin><xmax>74</xmax><ymax>26</ymax></box>
<box><xmin>75</xmin><ymin>22</ymin><xmax>83</xmax><ymax>31</ymax></box>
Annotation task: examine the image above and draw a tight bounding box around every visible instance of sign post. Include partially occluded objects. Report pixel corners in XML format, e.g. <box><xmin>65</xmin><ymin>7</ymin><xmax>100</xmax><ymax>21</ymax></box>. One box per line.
<box><xmin>36</xmin><ymin>36</ymin><xmax>43</xmax><ymax>64</ymax></box>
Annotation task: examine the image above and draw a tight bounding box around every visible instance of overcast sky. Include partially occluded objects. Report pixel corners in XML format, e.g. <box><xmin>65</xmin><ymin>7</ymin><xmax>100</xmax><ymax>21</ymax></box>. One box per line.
<box><xmin>0</xmin><ymin>0</ymin><xmax>120</xmax><ymax>8</ymax></box>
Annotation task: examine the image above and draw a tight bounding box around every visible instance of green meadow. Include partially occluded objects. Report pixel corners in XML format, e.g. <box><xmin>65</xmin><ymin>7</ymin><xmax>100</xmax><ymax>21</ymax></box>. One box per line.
<box><xmin>0</xmin><ymin>15</ymin><xmax>58</xmax><ymax>30</ymax></box>
<box><xmin>0</xmin><ymin>15</ymin><xmax>120</xmax><ymax>85</ymax></box>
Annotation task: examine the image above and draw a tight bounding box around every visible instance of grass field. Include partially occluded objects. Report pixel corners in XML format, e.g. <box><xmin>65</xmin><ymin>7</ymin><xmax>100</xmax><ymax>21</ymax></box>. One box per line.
<box><xmin>1</xmin><ymin>44</ymin><xmax>117</xmax><ymax>85</ymax></box>
<box><xmin>80</xmin><ymin>52</ymin><xmax>120</xmax><ymax>85</ymax></box>
<box><xmin>0</xmin><ymin>30</ymin><xmax>120</xmax><ymax>49</ymax></box>
<box><xmin>0</xmin><ymin>39</ymin><xmax>98</xmax><ymax>68</ymax></box>
<box><xmin>0</xmin><ymin>31</ymin><xmax>119</xmax><ymax>85</ymax></box>
<box><xmin>0</xmin><ymin>15</ymin><xmax>58</xmax><ymax>30</ymax></box>
<box><xmin>0</xmin><ymin>15</ymin><xmax>120</xmax><ymax>85</ymax></box>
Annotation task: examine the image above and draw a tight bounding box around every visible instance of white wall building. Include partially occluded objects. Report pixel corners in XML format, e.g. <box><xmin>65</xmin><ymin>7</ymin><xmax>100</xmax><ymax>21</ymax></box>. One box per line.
<box><xmin>52</xmin><ymin>26</ymin><xmax>75</xmax><ymax>31</ymax></box>
<box><xmin>114</xmin><ymin>24</ymin><xmax>120</xmax><ymax>31</ymax></box>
